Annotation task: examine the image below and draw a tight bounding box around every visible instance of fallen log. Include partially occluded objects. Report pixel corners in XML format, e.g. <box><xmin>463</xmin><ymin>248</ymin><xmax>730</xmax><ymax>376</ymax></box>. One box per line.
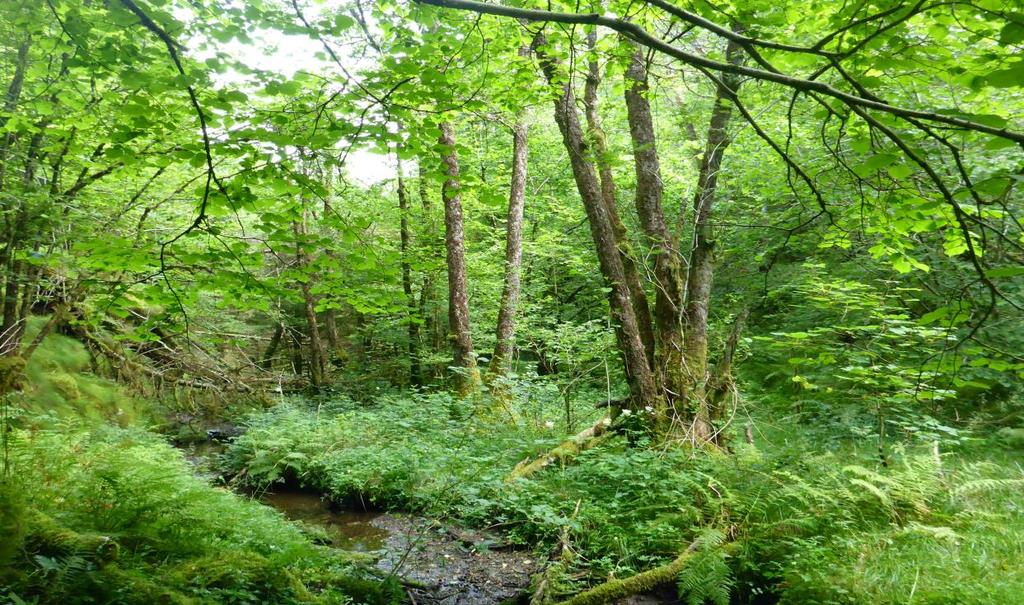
<box><xmin>26</xmin><ymin>510</ymin><xmax>120</xmax><ymax>563</ymax></box>
<box><xmin>552</xmin><ymin>540</ymin><xmax>702</xmax><ymax>605</ymax></box>
<box><xmin>507</xmin><ymin>415</ymin><xmax>615</xmax><ymax>481</ymax></box>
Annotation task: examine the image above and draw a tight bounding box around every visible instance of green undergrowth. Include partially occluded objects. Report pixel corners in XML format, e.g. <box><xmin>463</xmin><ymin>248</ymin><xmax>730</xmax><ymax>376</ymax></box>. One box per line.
<box><xmin>225</xmin><ymin>393</ymin><xmax>1024</xmax><ymax>604</ymax></box>
<box><xmin>222</xmin><ymin>392</ymin><xmax>581</xmax><ymax>510</ymax></box>
<box><xmin>0</xmin><ymin>322</ymin><xmax>397</xmax><ymax>605</ymax></box>
<box><xmin>0</xmin><ymin>422</ymin><xmax>400</xmax><ymax>604</ymax></box>
<box><xmin>14</xmin><ymin>318</ymin><xmax>149</xmax><ymax>427</ymax></box>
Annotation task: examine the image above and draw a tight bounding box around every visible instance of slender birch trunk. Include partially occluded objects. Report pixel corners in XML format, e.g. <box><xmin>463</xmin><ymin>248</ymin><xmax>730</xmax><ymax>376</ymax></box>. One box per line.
<box><xmin>488</xmin><ymin>104</ymin><xmax>528</xmax><ymax>382</ymax></box>
<box><xmin>397</xmin><ymin>157</ymin><xmax>421</xmax><ymax>386</ymax></box>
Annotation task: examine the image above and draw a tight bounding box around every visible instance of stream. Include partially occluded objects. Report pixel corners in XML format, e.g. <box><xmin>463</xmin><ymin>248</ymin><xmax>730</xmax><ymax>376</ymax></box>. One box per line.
<box><xmin>178</xmin><ymin>438</ymin><xmax>537</xmax><ymax>605</ymax></box>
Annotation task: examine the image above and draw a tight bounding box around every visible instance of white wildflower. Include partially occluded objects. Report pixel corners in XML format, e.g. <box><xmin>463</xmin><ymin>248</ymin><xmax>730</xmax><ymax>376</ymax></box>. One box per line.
<box><xmin>544</xmin><ymin>420</ymin><xmax>555</xmax><ymax>429</ymax></box>
<box><xmin>602</xmin><ymin>417</ymin><xmax>612</xmax><ymax>426</ymax></box>
<box><xmin>621</xmin><ymin>409</ymin><xmax>632</xmax><ymax>416</ymax></box>
<box><xmin>644</xmin><ymin>406</ymin><xmax>654</xmax><ymax>414</ymax></box>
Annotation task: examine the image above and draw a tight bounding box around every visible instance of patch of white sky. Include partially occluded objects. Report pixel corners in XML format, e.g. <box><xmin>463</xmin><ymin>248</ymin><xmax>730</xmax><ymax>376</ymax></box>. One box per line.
<box><xmin>181</xmin><ymin>1</ymin><xmax>396</xmax><ymax>185</ymax></box>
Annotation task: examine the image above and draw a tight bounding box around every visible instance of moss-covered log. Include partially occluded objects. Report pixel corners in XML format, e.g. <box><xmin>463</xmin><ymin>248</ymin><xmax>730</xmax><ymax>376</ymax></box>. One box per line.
<box><xmin>552</xmin><ymin>547</ymin><xmax>697</xmax><ymax>605</ymax></box>
<box><xmin>507</xmin><ymin>416</ymin><xmax>613</xmax><ymax>481</ymax></box>
<box><xmin>25</xmin><ymin>509</ymin><xmax>120</xmax><ymax>562</ymax></box>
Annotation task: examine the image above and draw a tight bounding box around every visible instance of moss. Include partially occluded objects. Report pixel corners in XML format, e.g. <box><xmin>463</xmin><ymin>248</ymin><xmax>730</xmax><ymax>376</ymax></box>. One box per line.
<box><xmin>508</xmin><ymin>416</ymin><xmax>613</xmax><ymax>481</ymax></box>
<box><xmin>555</xmin><ymin>550</ymin><xmax>696</xmax><ymax>605</ymax></box>
<box><xmin>0</xmin><ymin>480</ymin><xmax>27</xmax><ymax>568</ymax></box>
<box><xmin>328</xmin><ymin>574</ymin><xmax>404</xmax><ymax>605</ymax></box>
<box><xmin>13</xmin><ymin>316</ymin><xmax>149</xmax><ymax>426</ymax></box>
<box><xmin>169</xmin><ymin>552</ymin><xmax>314</xmax><ymax>602</ymax></box>
<box><xmin>996</xmin><ymin>427</ymin><xmax>1024</xmax><ymax>448</ymax></box>
<box><xmin>48</xmin><ymin>372</ymin><xmax>82</xmax><ymax>401</ymax></box>
<box><xmin>24</xmin><ymin>509</ymin><xmax>120</xmax><ymax>562</ymax></box>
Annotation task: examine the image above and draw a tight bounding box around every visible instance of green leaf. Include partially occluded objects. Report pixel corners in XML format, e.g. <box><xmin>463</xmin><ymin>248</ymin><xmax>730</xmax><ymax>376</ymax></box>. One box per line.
<box><xmin>986</xmin><ymin>267</ymin><xmax>1024</xmax><ymax>278</ymax></box>
<box><xmin>887</xmin><ymin>163</ymin><xmax>913</xmax><ymax>179</ymax></box>
<box><xmin>333</xmin><ymin>14</ymin><xmax>355</xmax><ymax>31</ymax></box>
<box><xmin>986</xmin><ymin>61</ymin><xmax>1024</xmax><ymax>87</ymax></box>
<box><xmin>853</xmin><ymin>153</ymin><xmax>898</xmax><ymax>178</ymax></box>
<box><xmin>999</xmin><ymin>21</ymin><xmax>1024</xmax><ymax>45</ymax></box>
<box><xmin>919</xmin><ymin>307</ymin><xmax>949</xmax><ymax>325</ymax></box>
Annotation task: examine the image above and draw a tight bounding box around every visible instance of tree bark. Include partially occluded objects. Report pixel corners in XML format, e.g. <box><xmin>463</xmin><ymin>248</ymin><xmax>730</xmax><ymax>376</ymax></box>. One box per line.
<box><xmin>418</xmin><ymin>159</ymin><xmax>444</xmax><ymax>379</ymax></box>
<box><xmin>397</xmin><ymin>157</ymin><xmax>421</xmax><ymax>386</ymax></box>
<box><xmin>261</xmin><ymin>323</ymin><xmax>284</xmax><ymax>370</ymax></box>
<box><xmin>533</xmin><ymin>33</ymin><xmax>659</xmax><ymax>411</ymax></box>
<box><xmin>323</xmin><ymin>308</ymin><xmax>340</xmax><ymax>355</ymax></box>
<box><xmin>487</xmin><ymin>102</ymin><xmax>528</xmax><ymax>382</ymax></box>
<box><xmin>0</xmin><ymin>34</ymin><xmax>30</xmax><ymax>188</ymax></box>
<box><xmin>584</xmin><ymin>31</ymin><xmax>656</xmax><ymax>371</ymax></box>
<box><xmin>289</xmin><ymin>326</ymin><xmax>304</xmax><ymax>376</ymax></box>
<box><xmin>682</xmin><ymin>38</ymin><xmax>744</xmax><ymax>440</ymax></box>
<box><xmin>623</xmin><ymin>45</ymin><xmax>688</xmax><ymax>431</ymax></box>
<box><xmin>439</xmin><ymin>122</ymin><xmax>481</xmax><ymax>396</ymax></box>
<box><xmin>294</xmin><ymin>206</ymin><xmax>326</xmax><ymax>387</ymax></box>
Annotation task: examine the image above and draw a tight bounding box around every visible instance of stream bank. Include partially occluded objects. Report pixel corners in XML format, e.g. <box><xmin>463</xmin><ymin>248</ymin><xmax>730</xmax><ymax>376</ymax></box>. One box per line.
<box><xmin>178</xmin><ymin>437</ymin><xmax>538</xmax><ymax>605</ymax></box>
<box><xmin>265</xmin><ymin>489</ymin><xmax>539</xmax><ymax>605</ymax></box>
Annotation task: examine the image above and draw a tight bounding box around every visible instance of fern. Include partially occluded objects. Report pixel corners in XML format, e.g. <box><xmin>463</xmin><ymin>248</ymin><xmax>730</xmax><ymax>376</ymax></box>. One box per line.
<box><xmin>677</xmin><ymin>530</ymin><xmax>733</xmax><ymax>605</ymax></box>
<box><xmin>952</xmin><ymin>478</ymin><xmax>1024</xmax><ymax>496</ymax></box>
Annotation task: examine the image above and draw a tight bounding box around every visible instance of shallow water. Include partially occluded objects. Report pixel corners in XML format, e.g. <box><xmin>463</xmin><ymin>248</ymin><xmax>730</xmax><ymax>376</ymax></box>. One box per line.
<box><xmin>261</xmin><ymin>490</ymin><xmax>389</xmax><ymax>551</ymax></box>
<box><xmin>177</xmin><ymin>438</ymin><xmax>537</xmax><ymax>604</ymax></box>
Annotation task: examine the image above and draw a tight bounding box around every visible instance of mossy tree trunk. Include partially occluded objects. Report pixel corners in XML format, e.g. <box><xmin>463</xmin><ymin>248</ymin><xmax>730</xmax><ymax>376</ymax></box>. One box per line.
<box><xmin>397</xmin><ymin>157</ymin><xmax>421</xmax><ymax>387</ymax></box>
<box><xmin>487</xmin><ymin>86</ymin><xmax>529</xmax><ymax>387</ymax></box>
<box><xmin>533</xmin><ymin>32</ymin><xmax>661</xmax><ymax>413</ymax></box>
<box><xmin>583</xmin><ymin>30</ymin><xmax>657</xmax><ymax>372</ymax></box>
<box><xmin>439</xmin><ymin>122</ymin><xmax>481</xmax><ymax>397</ymax></box>
<box><xmin>680</xmin><ymin>37</ymin><xmax>744</xmax><ymax>442</ymax></box>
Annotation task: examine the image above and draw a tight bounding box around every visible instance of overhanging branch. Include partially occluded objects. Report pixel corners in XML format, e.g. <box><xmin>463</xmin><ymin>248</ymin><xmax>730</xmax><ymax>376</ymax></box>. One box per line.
<box><xmin>413</xmin><ymin>0</ymin><xmax>1024</xmax><ymax>147</ymax></box>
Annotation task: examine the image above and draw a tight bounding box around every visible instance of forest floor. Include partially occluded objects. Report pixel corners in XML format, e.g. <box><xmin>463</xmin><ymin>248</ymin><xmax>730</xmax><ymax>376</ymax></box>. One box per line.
<box><xmin>4</xmin><ymin>323</ymin><xmax>1024</xmax><ymax>604</ymax></box>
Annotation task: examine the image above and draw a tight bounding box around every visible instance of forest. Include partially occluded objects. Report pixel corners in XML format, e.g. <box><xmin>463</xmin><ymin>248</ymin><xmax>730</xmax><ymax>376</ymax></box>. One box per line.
<box><xmin>0</xmin><ymin>0</ymin><xmax>1022</xmax><ymax>603</ymax></box>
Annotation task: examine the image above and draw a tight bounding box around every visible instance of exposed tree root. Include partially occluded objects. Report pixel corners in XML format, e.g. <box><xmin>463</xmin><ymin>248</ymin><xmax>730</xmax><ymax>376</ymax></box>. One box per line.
<box><xmin>508</xmin><ymin>416</ymin><xmax>614</xmax><ymax>481</ymax></box>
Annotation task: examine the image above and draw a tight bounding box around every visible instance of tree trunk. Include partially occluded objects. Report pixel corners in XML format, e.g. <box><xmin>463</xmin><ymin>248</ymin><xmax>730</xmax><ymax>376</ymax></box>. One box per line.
<box><xmin>682</xmin><ymin>38</ymin><xmax>744</xmax><ymax>441</ymax></box>
<box><xmin>533</xmin><ymin>33</ymin><xmax>659</xmax><ymax>411</ymax></box>
<box><xmin>0</xmin><ymin>34</ymin><xmax>30</xmax><ymax>188</ymax></box>
<box><xmin>323</xmin><ymin>308</ymin><xmax>340</xmax><ymax>355</ymax></box>
<box><xmin>418</xmin><ymin>159</ymin><xmax>444</xmax><ymax>379</ymax></box>
<box><xmin>584</xmin><ymin>31</ymin><xmax>656</xmax><ymax>371</ymax></box>
<box><xmin>294</xmin><ymin>209</ymin><xmax>326</xmax><ymax>388</ymax></box>
<box><xmin>439</xmin><ymin>121</ymin><xmax>481</xmax><ymax>396</ymax></box>
<box><xmin>397</xmin><ymin>157</ymin><xmax>421</xmax><ymax>386</ymax></box>
<box><xmin>261</xmin><ymin>323</ymin><xmax>284</xmax><ymax>370</ymax></box>
<box><xmin>289</xmin><ymin>327</ymin><xmax>304</xmax><ymax>376</ymax></box>
<box><xmin>0</xmin><ymin>130</ymin><xmax>42</xmax><ymax>355</ymax></box>
<box><xmin>487</xmin><ymin>103</ymin><xmax>528</xmax><ymax>383</ymax></box>
<box><xmin>623</xmin><ymin>45</ymin><xmax>688</xmax><ymax>432</ymax></box>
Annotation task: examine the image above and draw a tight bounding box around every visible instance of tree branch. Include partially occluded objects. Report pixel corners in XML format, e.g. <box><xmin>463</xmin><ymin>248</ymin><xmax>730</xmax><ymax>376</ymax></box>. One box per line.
<box><xmin>413</xmin><ymin>0</ymin><xmax>1024</xmax><ymax>146</ymax></box>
